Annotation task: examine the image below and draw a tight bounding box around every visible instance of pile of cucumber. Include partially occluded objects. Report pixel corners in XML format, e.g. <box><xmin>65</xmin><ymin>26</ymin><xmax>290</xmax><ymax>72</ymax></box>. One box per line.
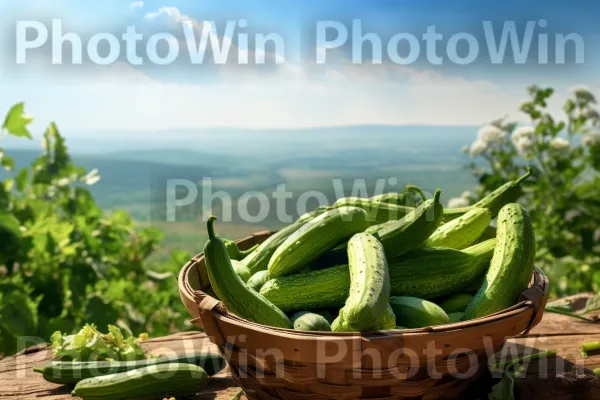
<box><xmin>33</xmin><ymin>352</ymin><xmax>226</xmax><ymax>400</ymax></box>
<box><xmin>204</xmin><ymin>169</ymin><xmax>536</xmax><ymax>333</ymax></box>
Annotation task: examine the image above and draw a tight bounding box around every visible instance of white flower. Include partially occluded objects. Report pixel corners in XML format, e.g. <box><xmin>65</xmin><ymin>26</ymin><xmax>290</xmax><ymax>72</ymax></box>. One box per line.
<box><xmin>469</xmin><ymin>139</ymin><xmax>488</xmax><ymax>156</ymax></box>
<box><xmin>550</xmin><ymin>137</ymin><xmax>569</xmax><ymax>152</ymax></box>
<box><xmin>511</xmin><ymin>126</ymin><xmax>535</xmax><ymax>159</ymax></box>
<box><xmin>448</xmin><ymin>197</ymin><xmax>470</xmax><ymax>208</ymax></box>
<box><xmin>582</xmin><ymin>132</ymin><xmax>600</xmax><ymax>146</ymax></box>
<box><xmin>461</xmin><ymin>191</ymin><xmax>473</xmax><ymax>200</ymax></box>
<box><xmin>477</xmin><ymin>125</ymin><xmax>505</xmax><ymax>146</ymax></box>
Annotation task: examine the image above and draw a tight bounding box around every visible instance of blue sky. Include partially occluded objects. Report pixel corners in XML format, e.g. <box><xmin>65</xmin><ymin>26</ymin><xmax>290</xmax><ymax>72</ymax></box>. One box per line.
<box><xmin>0</xmin><ymin>0</ymin><xmax>599</xmax><ymax>134</ymax></box>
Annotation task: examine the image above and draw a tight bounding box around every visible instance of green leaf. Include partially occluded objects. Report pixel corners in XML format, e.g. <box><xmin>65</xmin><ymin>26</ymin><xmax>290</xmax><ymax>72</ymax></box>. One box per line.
<box><xmin>14</xmin><ymin>168</ymin><xmax>29</xmax><ymax>192</ymax></box>
<box><xmin>3</xmin><ymin>103</ymin><xmax>33</xmax><ymax>139</ymax></box>
<box><xmin>584</xmin><ymin>294</ymin><xmax>600</xmax><ymax>314</ymax></box>
<box><xmin>0</xmin><ymin>291</ymin><xmax>39</xmax><ymax>337</ymax></box>
<box><xmin>0</xmin><ymin>211</ymin><xmax>21</xmax><ymax>239</ymax></box>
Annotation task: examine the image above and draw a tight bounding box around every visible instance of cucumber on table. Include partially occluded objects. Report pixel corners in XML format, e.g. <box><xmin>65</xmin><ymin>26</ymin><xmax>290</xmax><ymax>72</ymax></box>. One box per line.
<box><xmin>291</xmin><ymin>311</ymin><xmax>332</xmax><ymax>332</ymax></box>
<box><xmin>33</xmin><ymin>352</ymin><xmax>226</xmax><ymax>385</ymax></box>
<box><xmin>438</xmin><ymin>293</ymin><xmax>474</xmax><ymax>314</ymax></box>
<box><xmin>71</xmin><ymin>363</ymin><xmax>208</xmax><ymax>400</ymax></box>
<box><xmin>246</xmin><ymin>270</ymin><xmax>269</xmax><ymax>292</ymax></box>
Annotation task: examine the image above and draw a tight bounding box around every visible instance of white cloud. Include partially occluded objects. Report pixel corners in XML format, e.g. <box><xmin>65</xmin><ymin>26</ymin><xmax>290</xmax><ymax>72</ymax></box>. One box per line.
<box><xmin>131</xmin><ymin>1</ymin><xmax>144</xmax><ymax>10</ymax></box>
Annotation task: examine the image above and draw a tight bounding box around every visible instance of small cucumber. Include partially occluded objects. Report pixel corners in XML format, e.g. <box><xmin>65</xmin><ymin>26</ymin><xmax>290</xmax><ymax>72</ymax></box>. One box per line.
<box><xmin>438</xmin><ymin>293</ymin><xmax>474</xmax><ymax>314</ymax></box>
<box><xmin>291</xmin><ymin>312</ymin><xmax>332</xmax><ymax>332</ymax></box>
<box><xmin>424</xmin><ymin>207</ymin><xmax>492</xmax><ymax>249</ymax></box>
<box><xmin>204</xmin><ymin>217</ymin><xmax>292</xmax><ymax>329</ymax></box>
<box><xmin>267</xmin><ymin>207</ymin><xmax>371</xmax><ymax>278</ymax></box>
<box><xmin>389</xmin><ymin>296</ymin><xmax>450</xmax><ymax>328</ymax></box>
<box><xmin>33</xmin><ymin>352</ymin><xmax>225</xmax><ymax>385</ymax></box>
<box><xmin>465</xmin><ymin>203</ymin><xmax>536</xmax><ymax>319</ymax></box>
<box><xmin>368</xmin><ymin>190</ymin><xmax>444</xmax><ymax>258</ymax></box>
<box><xmin>331</xmin><ymin>233</ymin><xmax>390</xmax><ymax>332</ymax></box>
<box><xmin>246</xmin><ymin>270</ymin><xmax>269</xmax><ymax>292</ymax></box>
<box><xmin>71</xmin><ymin>363</ymin><xmax>208</xmax><ymax>400</ymax></box>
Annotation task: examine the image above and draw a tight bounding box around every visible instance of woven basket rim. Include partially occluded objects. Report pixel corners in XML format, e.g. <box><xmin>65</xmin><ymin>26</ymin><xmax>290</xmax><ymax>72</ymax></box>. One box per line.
<box><xmin>179</xmin><ymin>230</ymin><xmax>549</xmax><ymax>338</ymax></box>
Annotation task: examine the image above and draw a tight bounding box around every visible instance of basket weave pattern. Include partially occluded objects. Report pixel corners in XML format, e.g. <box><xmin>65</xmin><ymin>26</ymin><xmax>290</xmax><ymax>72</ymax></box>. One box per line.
<box><xmin>179</xmin><ymin>231</ymin><xmax>549</xmax><ymax>400</ymax></box>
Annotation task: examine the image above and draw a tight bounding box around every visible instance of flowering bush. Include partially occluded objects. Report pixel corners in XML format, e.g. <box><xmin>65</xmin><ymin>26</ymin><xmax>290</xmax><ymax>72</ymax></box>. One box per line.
<box><xmin>456</xmin><ymin>85</ymin><xmax>600</xmax><ymax>297</ymax></box>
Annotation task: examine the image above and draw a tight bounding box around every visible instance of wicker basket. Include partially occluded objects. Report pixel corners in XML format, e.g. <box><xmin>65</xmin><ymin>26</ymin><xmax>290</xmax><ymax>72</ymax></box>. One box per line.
<box><xmin>179</xmin><ymin>230</ymin><xmax>549</xmax><ymax>400</ymax></box>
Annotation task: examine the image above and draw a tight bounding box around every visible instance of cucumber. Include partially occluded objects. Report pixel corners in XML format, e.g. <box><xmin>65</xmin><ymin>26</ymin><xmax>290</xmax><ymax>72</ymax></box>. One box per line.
<box><xmin>389</xmin><ymin>296</ymin><xmax>450</xmax><ymax>328</ymax></box>
<box><xmin>438</xmin><ymin>293</ymin><xmax>474</xmax><ymax>314</ymax></box>
<box><xmin>465</xmin><ymin>203</ymin><xmax>536</xmax><ymax>319</ymax></box>
<box><xmin>309</xmin><ymin>245</ymin><xmax>349</xmax><ymax>271</ymax></box>
<box><xmin>246</xmin><ymin>270</ymin><xmax>269</xmax><ymax>292</ymax></box>
<box><xmin>472</xmin><ymin>169</ymin><xmax>532</xmax><ymax>218</ymax></box>
<box><xmin>332</xmin><ymin>197</ymin><xmax>413</xmax><ymax>224</ymax></box>
<box><xmin>371</xmin><ymin>185</ymin><xmax>427</xmax><ymax>206</ymax></box>
<box><xmin>267</xmin><ymin>207</ymin><xmax>371</xmax><ymax>278</ymax></box>
<box><xmin>441</xmin><ymin>206</ymin><xmax>473</xmax><ymax>223</ymax></box>
<box><xmin>242</xmin><ymin>207</ymin><xmax>328</xmax><ymax>274</ymax></box>
<box><xmin>223</xmin><ymin>239</ymin><xmax>258</xmax><ymax>261</ymax></box>
<box><xmin>368</xmin><ymin>189</ymin><xmax>444</xmax><ymax>258</ymax></box>
<box><xmin>231</xmin><ymin>260</ymin><xmax>252</xmax><ymax>283</ymax></box>
<box><xmin>388</xmin><ymin>239</ymin><xmax>496</xmax><ymax>299</ymax></box>
<box><xmin>260</xmin><ymin>265</ymin><xmax>350</xmax><ymax>312</ymax></box>
<box><xmin>478</xmin><ymin>225</ymin><xmax>498</xmax><ymax>242</ymax></box>
<box><xmin>33</xmin><ymin>352</ymin><xmax>225</xmax><ymax>385</ymax></box>
<box><xmin>376</xmin><ymin>303</ymin><xmax>397</xmax><ymax>330</ymax></box>
<box><xmin>448</xmin><ymin>312</ymin><xmax>465</xmax><ymax>323</ymax></box>
<box><xmin>331</xmin><ymin>233</ymin><xmax>390</xmax><ymax>332</ymax></box>
<box><xmin>291</xmin><ymin>311</ymin><xmax>332</xmax><ymax>332</ymax></box>
<box><xmin>297</xmin><ymin>206</ymin><xmax>332</xmax><ymax>224</ymax></box>
<box><xmin>204</xmin><ymin>216</ymin><xmax>292</xmax><ymax>329</ymax></box>
<box><xmin>424</xmin><ymin>207</ymin><xmax>492</xmax><ymax>249</ymax></box>
<box><xmin>71</xmin><ymin>363</ymin><xmax>208</xmax><ymax>400</ymax></box>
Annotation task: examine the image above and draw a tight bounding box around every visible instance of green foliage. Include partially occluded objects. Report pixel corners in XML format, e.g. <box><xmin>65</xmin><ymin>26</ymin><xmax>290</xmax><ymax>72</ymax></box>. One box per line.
<box><xmin>461</xmin><ymin>85</ymin><xmax>600</xmax><ymax>297</ymax></box>
<box><xmin>0</xmin><ymin>105</ymin><xmax>193</xmax><ymax>357</ymax></box>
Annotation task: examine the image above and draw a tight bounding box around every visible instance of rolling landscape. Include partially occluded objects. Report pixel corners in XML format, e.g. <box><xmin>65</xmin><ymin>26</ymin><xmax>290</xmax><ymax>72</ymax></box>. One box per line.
<box><xmin>3</xmin><ymin>125</ymin><xmax>479</xmax><ymax>261</ymax></box>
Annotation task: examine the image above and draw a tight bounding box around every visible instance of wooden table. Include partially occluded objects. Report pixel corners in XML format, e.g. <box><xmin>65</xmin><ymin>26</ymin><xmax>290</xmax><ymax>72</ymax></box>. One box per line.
<box><xmin>2</xmin><ymin>294</ymin><xmax>600</xmax><ymax>400</ymax></box>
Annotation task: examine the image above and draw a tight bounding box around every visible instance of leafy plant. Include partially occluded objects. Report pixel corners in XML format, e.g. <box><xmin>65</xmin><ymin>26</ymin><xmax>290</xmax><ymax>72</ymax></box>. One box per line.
<box><xmin>0</xmin><ymin>104</ymin><xmax>193</xmax><ymax>357</ymax></box>
<box><xmin>457</xmin><ymin>85</ymin><xmax>600</xmax><ymax>297</ymax></box>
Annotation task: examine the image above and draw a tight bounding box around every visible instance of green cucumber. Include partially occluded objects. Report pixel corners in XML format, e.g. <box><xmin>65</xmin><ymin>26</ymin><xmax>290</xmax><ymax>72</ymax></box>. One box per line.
<box><xmin>231</xmin><ymin>260</ymin><xmax>252</xmax><ymax>283</ymax></box>
<box><xmin>242</xmin><ymin>207</ymin><xmax>329</xmax><ymax>274</ymax></box>
<box><xmin>472</xmin><ymin>169</ymin><xmax>532</xmax><ymax>218</ymax></box>
<box><xmin>246</xmin><ymin>270</ymin><xmax>269</xmax><ymax>292</ymax></box>
<box><xmin>260</xmin><ymin>265</ymin><xmax>350</xmax><ymax>312</ymax></box>
<box><xmin>71</xmin><ymin>363</ymin><xmax>208</xmax><ymax>400</ymax></box>
<box><xmin>465</xmin><ymin>203</ymin><xmax>536</xmax><ymax>319</ymax></box>
<box><xmin>424</xmin><ymin>207</ymin><xmax>492</xmax><ymax>249</ymax></box>
<box><xmin>332</xmin><ymin>197</ymin><xmax>413</xmax><ymax>224</ymax></box>
<box><xmin>291</xmin><ymin>312</ymin><xmax>332</xmax><ymax>332</ymax></box>
<box><xmin>438</xmin><ymin>293</ymin><xmax>474</xmax><ymax>314</ymax></box>
<box><xmin>33</xmin><ymin>352</ymin><xmax>225</xmax><ymax>385</ymax></box>
<box><xmin>368</xmin><ymin>189</ymin><xmax>444</xmax><ymax>258</ymax></box>
<box><xmin>331</xmin><ymin>233</ymin><xmax>390</xmax><ymax>332</ymax></box>
<box><xmin>371</xmin><ymin>185</ymin><xmax>427</xmax><ymax>206</ymax></box>
<box><xmin>204</xmin><ymin>216</ymin><xmax>292</xmax><ymax>329</ymax></box>
<box><xmin>388</xmin><ymin>239</ymin><xmax>496</xmax><ymax>299</ymax></box>
<box><xmin>389</xmin><ymin>296</ymin><xmax>450</xmax><ymax>328</ymax></box>
<box><xmin>448</xmin><ymin>312</ymin><xmax>465</xmax><ymax>323</ymax></box>
<box><xmin>267</xmin><ymin>207</ymin><xmax>371</xmax><ymax>278</ymax></box>
<box><xmin>223</xmin><ymin>239</ymin><xmax>258</xmax><ymax>261</ymax></box>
